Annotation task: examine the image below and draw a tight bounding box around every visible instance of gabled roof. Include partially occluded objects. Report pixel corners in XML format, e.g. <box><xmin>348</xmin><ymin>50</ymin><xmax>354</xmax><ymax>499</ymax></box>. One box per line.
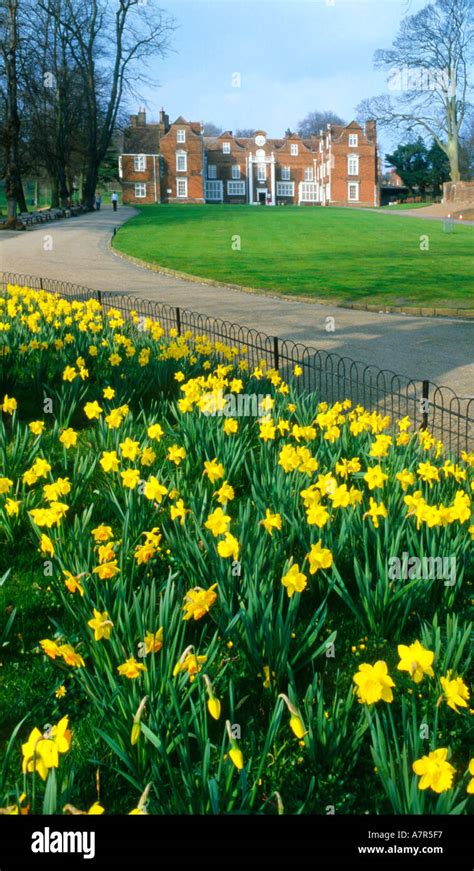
<box><xmin>171</xmin><ymin>116</ymin><xmax>202</xmax><ymax>135</ymax></box>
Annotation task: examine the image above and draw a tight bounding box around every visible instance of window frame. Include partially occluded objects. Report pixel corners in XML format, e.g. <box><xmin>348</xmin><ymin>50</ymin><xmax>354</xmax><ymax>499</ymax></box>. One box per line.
<box><xmin>299</xmin><ymin>182</ymin><xmax>318</xmax><ymax>202</ymax></box>
<box><xmin>177</xmin><ymin>129</ymin><xmax>186</xmax><ymax>143</ymax></box>
<box><xmin>304</xmin><ymin>167</ymin><xmax>314</xmax><ymax>181</ymax></box>
<box><xmin>257</xmin><ymin>164</ymin><xmax>266</xmax><ymax>182</ymax></box>
<box><xmin>348</xmin><ymin>134</ymin><xmax>358</xmax><ymax>147</ymax></box>
<box><xmin>134</xmin><ymin>154</ymin><xmax>146</xmax><ymax>172</ymax></box>
<box><xmin>222</xmin><ymin>142</ymin><xmax>231</xmax><ymax>154</ymax></box>
<box><xmin>348</xmin><ymin>181</ymin><xmax>359</xmax><ymax>202</ymax></box>
<box><xmin>290</xmin><ymin>143</ymin><xmax>298</xmax><ymax>156</ymax></box>
<box><xmin>231</xmin><ymin>165</ymin><xmax>241</xmax><ymax>180</ymax></box>
<box><xmin>134</xmin><ymin>183</ymin><xmax>147</xmax><ymax>198</ymax></box>
<box><xmin>176</xmin><ymin>178</ymin><xmax>188</xmax><ymax>198</ymax></box>
<box><xmin>276</xmin><ymin>181</ymin><xmax>295</xmax><ymax>197</ymax></box>
<box><xmin>227</xmin><ymin>180</ymin><xmax>246</xmax><ymax>196</ymax></box>
<box><xmin>281</xmin><ymin>166</ymin><xmax>291</xmax><ymax>181</ymax></box>
<box><xmin>176</xmin><ymin>151</ymin><xmax>187</xmax><ymax>173</ymax></box>
<box><xmin>347</xmin><ymin>154</ymin><xmax>359</xmax><ymax>176</ymax></box>
<box><xmin>207</xmin><ymin>164</ymin><xmax>217</xmax><ymax>179</ymax></box>
<box><xmin>205</xmin><ymin>180</ymin><xmax>224</xmax><ymax>201</ymax></box>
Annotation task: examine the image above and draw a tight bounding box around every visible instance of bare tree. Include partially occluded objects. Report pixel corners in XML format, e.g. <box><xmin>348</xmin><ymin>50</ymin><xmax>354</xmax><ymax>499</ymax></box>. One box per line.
<box><xmin>45</xmin><ymin>0</ymin><xmax>176</xmax><ymax>209</ymax></box>
<box><xmin>20</xmin><ymin>0</ymin><xmax>88</xmax><ymax>207</ymax></box>
<box><xmin>357</xmin><ymin>0</ymin><xmax>473</xmax><ymax>181</ymax></box>
<box><xmin>297</xmin><ymin>110</ymin><xmax>346</xmax><ymax>138</ymax></box>
<box><xmin>234</xmin><ymin>128</ymin><xmax>257</xmax><ymax>138</ymax></box>
<box><xmin>202</xmin><ymin>122</ymin><xmax>222</xmax><ymax>136</ymax></box>
<box><xmin>0</xmin><ymin>0</ymin><xmax>24</xmax><ymax>226</ymax></box>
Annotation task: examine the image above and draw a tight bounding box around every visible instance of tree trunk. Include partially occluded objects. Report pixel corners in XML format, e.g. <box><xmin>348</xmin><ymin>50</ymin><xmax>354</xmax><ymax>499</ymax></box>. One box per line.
<box><xmin>446</xmin><ymin>135</ymin><xmax>460</xmax><ymax>182</ymax></box>
<box><xmin>15</xmin><ymin>174</ymin><xmax>27</xmax><ymax>213</ymax></box>
<box><xmin>82</xmin><ymin>162</ymin><xmax>99</xmax><ymax>210</ymax></box>
<box><xmin>59</xmin><ymin>164</ymin><xmax>69</xmax><ymax>208</ymax></box>
<box><xmin>3</xmin><ymin>1</ymin><xmax>20</xmax><ymax>229</ymax></box>
<box><xmin>50</xmin><ymin>176</ymin><xmax>60</xmax><ymax>209</ymax></box>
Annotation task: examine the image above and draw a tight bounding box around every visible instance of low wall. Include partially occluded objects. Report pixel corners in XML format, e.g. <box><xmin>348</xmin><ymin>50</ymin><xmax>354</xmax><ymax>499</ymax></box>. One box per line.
<box><xmin>443</xmin><ymin>181</ymin><xmax>474</xmax><ymax>204</ymax></box>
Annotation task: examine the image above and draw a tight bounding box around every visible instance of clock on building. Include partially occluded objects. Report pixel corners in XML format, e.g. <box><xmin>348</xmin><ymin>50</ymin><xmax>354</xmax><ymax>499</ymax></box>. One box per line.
<box><xmin>255</xmin><ymin>134</ymin><xmax>266</xmax><ymax>146</ymax></box>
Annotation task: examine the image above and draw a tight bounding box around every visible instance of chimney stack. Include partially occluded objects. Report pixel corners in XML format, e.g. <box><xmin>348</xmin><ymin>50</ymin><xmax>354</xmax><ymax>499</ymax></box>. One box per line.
<box><xmin>159</xmin><ymin>108</ymin><xmax>170</xmax><ymax>133</ymax></box>
<box><xmin>137</xmin><ymin>107</ymin><xmax>146</xmax><ymax>126</ymax></box>
<box><xmin>365</xmin><ymin>119</ymin><xmax>376</xmax><ymax>142</ymax></box>
<box><xmin>129</xmin><ymin>114</ymin><xmax>138</xmax><ymax>127</ymax></box>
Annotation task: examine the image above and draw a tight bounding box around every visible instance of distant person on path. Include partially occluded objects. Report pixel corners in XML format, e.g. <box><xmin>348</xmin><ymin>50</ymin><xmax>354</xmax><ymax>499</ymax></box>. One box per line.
<box><xmin>95</xmin><ymin>193</ymin><xmax>102</xmax><ymax>211</ymax></box>
<box><xmin>111</xmin><ymin>192</ymin><xmax>119</xmax><ymax>212</ymax></box>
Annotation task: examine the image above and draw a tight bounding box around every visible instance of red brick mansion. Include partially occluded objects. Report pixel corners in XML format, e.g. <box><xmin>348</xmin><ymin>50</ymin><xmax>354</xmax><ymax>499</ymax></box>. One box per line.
<box><xmin>119</xmin><ymin>108</ymin><xmax>380</xmax><ymax>208</ymax></box>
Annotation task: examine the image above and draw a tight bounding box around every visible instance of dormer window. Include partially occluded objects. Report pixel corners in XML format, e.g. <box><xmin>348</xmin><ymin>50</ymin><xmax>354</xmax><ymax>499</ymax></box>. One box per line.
<box><xmin>290</xmin><ymin>143</ymin><xmax>298</xmax><ymax>156</ymax></box>
<box><xmin>222</xmin><ymin>142</ymin><xmax>231</xmax><ymax>154</ymax></box>
<box><xmin>348</xmin><ymin>134</ymin><xmax>358</xmax><ymax>147</ymax></box>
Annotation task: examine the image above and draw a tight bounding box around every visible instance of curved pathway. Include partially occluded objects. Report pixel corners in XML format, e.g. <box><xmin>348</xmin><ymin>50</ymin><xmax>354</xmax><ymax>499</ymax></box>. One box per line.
<box><xmin>0</xmin><ymin>205</ymin><xmax>472</xmax><ymax>396</ymax></box>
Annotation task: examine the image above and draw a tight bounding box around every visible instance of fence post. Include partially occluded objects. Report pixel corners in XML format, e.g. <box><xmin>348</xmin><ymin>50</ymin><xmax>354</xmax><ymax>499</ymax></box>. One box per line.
<box><xmin>97</xmin><ymin>290</ymin><xmax>102</xmax><ymax>305</ymax></box>
<box><xmin>176</xmin><ymin>306</ymin><xmax>181</xmax><ymax>336</ymax></box>
<box><xmin>273</xmin><ymin>336</ymin><xmax>279</xmax><ymax>371</ymax></box>
<box><xmin>421</xmin><ymin>380</ymin><xmax>429</xmax><ymax>430</ymax></box>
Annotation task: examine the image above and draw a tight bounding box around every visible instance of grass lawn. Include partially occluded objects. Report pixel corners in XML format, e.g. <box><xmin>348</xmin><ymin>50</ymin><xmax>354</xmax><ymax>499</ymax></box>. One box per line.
<box><xmin>112</xmin><ymin>204</ymin><xmax>474</xmax><ymax>309</ymax></box>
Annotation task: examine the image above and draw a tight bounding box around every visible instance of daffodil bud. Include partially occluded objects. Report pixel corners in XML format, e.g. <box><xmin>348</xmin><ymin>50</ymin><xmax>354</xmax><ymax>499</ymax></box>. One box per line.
<box><xmin>131</xmin><ymin>696</ymin><xmax>147</xmax><ymax>745</ymax></box>
<box><xmin>207</xmin><ymin>697</ymin><xmax>221</xmax><ymax>720</ymax></box>
<box><xmin>204</xmin><ymin>674</ymin><xmax>221</xmax><ymax>720</ymax></box>
<box><xmin>289</xmin><ymin>714</ymin><xmax>305</xmax><ymax>739</ymax></box>
<box><xmin>229</xmin><ymin>747</ymin><xmax>244</xmax><ymax>770</ymax></box>
<box><xmin>279</xmin><ymin>693</ymin><xmax>306</xmax><ymax>739</ymax></box>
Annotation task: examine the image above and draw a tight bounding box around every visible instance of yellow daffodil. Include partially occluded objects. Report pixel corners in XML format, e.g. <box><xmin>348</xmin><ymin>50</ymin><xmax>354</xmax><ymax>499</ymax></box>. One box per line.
<box><xmin>217</xmin><ymin>532</ymin><xmax>239</xmax><ymax>560</ymax></box>
<box><xmin>307</xmin><ymin>541</ymin><xmax>333</xmax><ymax>575</ymax></box>
<box><xmin>413</xmin><ymin>749</ymin><xmax>455</xmax><ymax>793</ymax></box>
<box><xmin>439</xmin><ymin>672</ymin><xmax>470</xmax><ymax>713</ymax></box>
<box><xmin>281</xmin><ymin>564</ymin><xmax>307</xmax><ymax>597</ymax></box>
<box><xmin>88</xmin><ymin>609</ymin><xmax>113</xmax><ymax>641</ymax></box>
<box><xmin>205</xmin><ymin>507</ymin><xmax>231</xmax><ymax>537</ymax></box>
<box><xmin>260</xmin><ymin>509</ymin><xmax>282</xmax><ymax>536</ymax></box>
<box><xmin>397</xmin><ymin>641</ymin><xmax>435</xmax><ymax>683</ymax></box>
<box><xmin>117</xmin><ymin>657</ymin><xmax>147</xmax><ymax>679</ymax></box>
<box><xmin>59</xmin><ymin>428</ymin><xmax>78</xmax><ymax>449</ymax></box>
<box><xmin>182</xmin><ymin>584</ymin><xmax>218</xmax><ymax>621</ymax></box>
<box><xmin>353</xmin><ymin>661</ymin><xmax>395</xmax><ymax>705</ymax></box>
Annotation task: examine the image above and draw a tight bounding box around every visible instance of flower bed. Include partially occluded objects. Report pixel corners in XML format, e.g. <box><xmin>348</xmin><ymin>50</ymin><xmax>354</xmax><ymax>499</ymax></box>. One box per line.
<box><xmin>0</xmin><ymin>284</ymin><xmax>472</xmax><ymax>815</ymax></box>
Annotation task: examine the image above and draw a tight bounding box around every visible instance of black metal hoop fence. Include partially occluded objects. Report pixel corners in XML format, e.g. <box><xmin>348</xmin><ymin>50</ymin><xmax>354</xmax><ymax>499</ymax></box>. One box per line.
<box><xmin>1</xmin><ymin>271</ymin><xmax>473</xmax><ymax>454</ymax></box>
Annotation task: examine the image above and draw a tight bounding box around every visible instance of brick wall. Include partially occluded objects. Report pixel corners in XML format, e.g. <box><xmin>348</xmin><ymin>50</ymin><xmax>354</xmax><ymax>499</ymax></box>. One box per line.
<box><xmin>159</xmin><ymin>121</ymin><xmax>205</xmax><ymax>203</ymax></box>
<box><xmin>326</xmin><ymin>124</ymin><xmax>379</xmax><ymax>208</ymax></box>
<box><xmin>443</xmin><ymin>181</ymin><xmax>474</xmax><ymax>204</ymax></box>
<box><xmin>120</xmin><ymin>112</ymin><xmax>378</xmax><ymax>208</ymax></box>
<box><xmin>120</xmin><ymin>155</ymin><xmax>160</xmax><ymax>205</ymax></box>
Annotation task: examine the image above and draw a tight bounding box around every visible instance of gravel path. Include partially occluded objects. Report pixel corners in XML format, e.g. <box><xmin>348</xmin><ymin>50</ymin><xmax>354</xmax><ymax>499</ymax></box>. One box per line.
<box><xmin>0</xmin><ymin>205</ymin><xmax>472</xmax><ymax>396</ymax></box>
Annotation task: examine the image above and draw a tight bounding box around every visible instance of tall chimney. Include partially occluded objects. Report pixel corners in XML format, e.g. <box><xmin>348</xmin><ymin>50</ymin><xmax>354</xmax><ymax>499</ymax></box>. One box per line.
<box><xmin>137</xmin><ymin>107</ymin><xmax>146</xmax><ymax>126</ymax></box>
<box><xmin>365</xmin><ymin>119</ymin><xmax>376</xmax><ymax>142</ymax></box>
<box><xmin>129</xmin><ymin>114</ymin><xmax>138</xmax><ymax>127</ymax></box>
<box><xmin>159</xmin><ymin>108</ymin><xmax>170</xmax><ymax>132</ymax></box>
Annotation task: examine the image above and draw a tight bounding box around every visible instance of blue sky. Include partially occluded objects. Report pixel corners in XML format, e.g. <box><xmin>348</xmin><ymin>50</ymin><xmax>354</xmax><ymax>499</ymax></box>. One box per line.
<box><xmin>135</xmin><ymin>0</ymin><xmax>430</xmax><ymax>161</ymax></box>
